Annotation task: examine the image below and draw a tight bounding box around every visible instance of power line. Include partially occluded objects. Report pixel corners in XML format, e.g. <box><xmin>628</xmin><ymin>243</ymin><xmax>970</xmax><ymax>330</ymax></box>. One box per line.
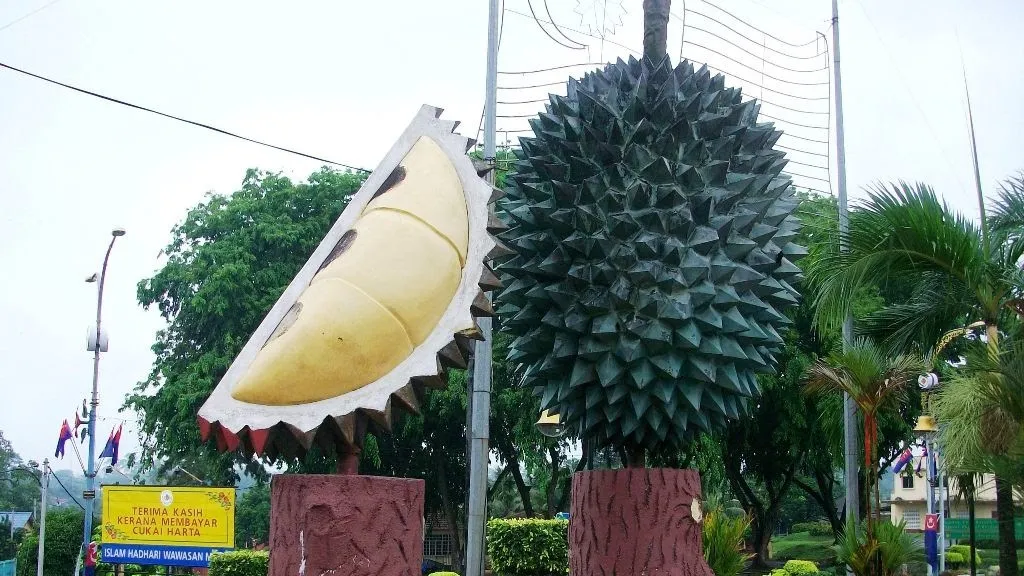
<box><xmin>0</xmin><ymin>0</ymin><xmax>63</xmax><ymax>33</ymax></box>
<box><xmin>0</xmin><ymin>61</ymin><xmax>372</xmax><ymax>173</ymax></box>
<box><xmin>49</xmin><ymin>472</ymin><xmax>86</xmax><ymax>511</ymax></box>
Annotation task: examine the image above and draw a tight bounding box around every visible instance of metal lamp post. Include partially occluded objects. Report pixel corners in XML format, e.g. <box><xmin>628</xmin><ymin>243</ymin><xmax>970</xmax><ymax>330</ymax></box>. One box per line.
<box><xmin>82</xmin><ymin>228</ymin><xmax>125</xmax><ymax>560</ymax></box>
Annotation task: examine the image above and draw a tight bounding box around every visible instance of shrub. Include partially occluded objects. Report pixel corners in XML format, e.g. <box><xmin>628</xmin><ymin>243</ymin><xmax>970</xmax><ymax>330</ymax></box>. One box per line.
<box><xmin>783</xmin><ymin>559</ymin><xmax>820</xmax><ymax>576</ymax></box>
<box><xmin>944</xmin><ymin>552</ymin><xmax>965</xmax><ymax>567</ymax></box>
<box><xmin>771</xmin><ymin>569</ymin><xmax>790</xmax><ymax>576</ymax></box>
<box><xmin>791</xmin><ymin>522</ymin><xmax>819</xmax><ymax>534</ymax></box>
<box><xmin>946</xmin><ymin>545</ymin><xmax>981</xmax><ymax>566</ymax></box>
<box><xmin>703</xmin><ymin>510</ymin><xmax>752</xmax><ymax>576</ymax></box>
<box><xmin>209</xmin><ymin>550</ymin><xmax>269</xmax><ymax>576</ymax></box>
<box><xmin>486</xmin><ymin>519</ymin><xmax>568</xmax><ymax>576</ymax></box>
<box><xmin>810</xmin><ymin>524</ymin><xmax>834</xmax><ymax>538</ymax></box>
<box><xmin>791</xmin><ymin>522</ymin><xmax>833</xmax><ymax>538</ymax></box>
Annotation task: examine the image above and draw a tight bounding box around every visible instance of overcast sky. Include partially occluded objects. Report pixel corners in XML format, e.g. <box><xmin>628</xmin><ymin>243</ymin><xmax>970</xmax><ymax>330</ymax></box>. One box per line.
<box><xmin>0</xmin><ymin>0</ymin><xmax>1020</xmax><ymax>473</ymax></box>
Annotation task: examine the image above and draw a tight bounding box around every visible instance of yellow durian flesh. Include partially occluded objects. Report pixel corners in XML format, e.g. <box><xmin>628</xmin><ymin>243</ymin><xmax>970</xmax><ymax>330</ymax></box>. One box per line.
<box><xmin>230</xmin><ymin>136</ymin><xmax>469</xmax><ymax>406</ymax></box>
<box><xmin>312</xmin><ymin>209</ymin><xmax>462</xmax><ymax>345</ymax></box>
<box><xmin>230</xmin><ymin>279</ymin><xmax>414</xmax><ymax>405</ymax></box>
<box><xmin>364</xmin><ymin>137</ymin><xmax>469</xmax><ymax>263</ymax></box>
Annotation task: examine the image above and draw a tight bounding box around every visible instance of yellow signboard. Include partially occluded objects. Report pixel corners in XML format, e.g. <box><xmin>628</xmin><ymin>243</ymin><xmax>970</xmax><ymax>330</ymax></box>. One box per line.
<box><xmin>101</xmin><ymin>486</ymin><xmax>235</xmax><ymax>549</ymax></box>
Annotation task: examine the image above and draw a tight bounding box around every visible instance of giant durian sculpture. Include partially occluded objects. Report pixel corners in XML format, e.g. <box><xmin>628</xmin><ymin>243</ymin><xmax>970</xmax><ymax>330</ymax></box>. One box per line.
<box><xmin>497</xmin><ymin>56</ymin><xmax>806</xmax><ymax>452</ymax></box>
<box><xmin>198</xmin><ymin>106</ymin><xmax>504</xmax><ymax>461</ymax></box>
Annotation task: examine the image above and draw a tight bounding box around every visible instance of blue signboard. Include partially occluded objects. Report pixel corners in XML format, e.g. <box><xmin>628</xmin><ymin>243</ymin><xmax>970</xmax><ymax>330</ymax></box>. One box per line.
<box><xmin>101</xmin><ymin>544</ymin><xmax>229</xmax><ymax>567</ymax></box>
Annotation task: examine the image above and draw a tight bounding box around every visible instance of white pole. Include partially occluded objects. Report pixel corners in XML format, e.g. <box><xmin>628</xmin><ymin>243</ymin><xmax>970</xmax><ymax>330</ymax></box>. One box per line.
<box><xmin>37</xmin><ymin>460</ymin><xmax>48</xmax><ymax>576</ymax></box>
<box><xmin>465</xmin><ymin>2</ymin><xmax>499</xmax><ymax>576</ymax></box>
<box><xmin>831</xmin><ymin>0</ymin><xmax>859</xmax><ymax>548</ymax></box>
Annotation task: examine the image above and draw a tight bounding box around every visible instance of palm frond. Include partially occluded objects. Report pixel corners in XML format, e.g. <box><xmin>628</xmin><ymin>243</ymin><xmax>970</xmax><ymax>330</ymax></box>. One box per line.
<box><xmin>804</xmin><ymin>339</ymin><xmax>922</xmax><ymax>415</ymax></box>
<box><xmin>858</xmin><ymin>273</ymin><xmax>975</xmax><ymax>356</ymax></box>
<box><xmin>990</xmin><ymin>173</ymin><xmax>1024</xmax><ymax>264</ymax></box>
<box><xmin>811</xmin><ymin>181</ymin><xmax>987</xmax><ymax>333</ymax></box>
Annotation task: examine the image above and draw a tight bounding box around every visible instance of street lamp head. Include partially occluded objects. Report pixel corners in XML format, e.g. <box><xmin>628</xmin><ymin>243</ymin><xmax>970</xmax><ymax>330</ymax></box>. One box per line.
<box><xmin>535</xmin><ymin>409</ymin><xmax>566</xmax><ymax>438</ymax></box>
<box><xmin>27</xmin><ymin>460</ymin><xmax>38</xmax><ymax>469</ymax></box>
<box><xmin>111</xmin><ymin>228</ymin><xmax>126</xmax><ymax>237</ymax></box>
<box><xmin>913</xmin><ymin>415</ymin><xmax>939</xmax><ymax>437</ymax></box>
<box><xmin>85</xmin><ymin>273</ymin><xmax>98</xmax><ymax>283</ymax></box>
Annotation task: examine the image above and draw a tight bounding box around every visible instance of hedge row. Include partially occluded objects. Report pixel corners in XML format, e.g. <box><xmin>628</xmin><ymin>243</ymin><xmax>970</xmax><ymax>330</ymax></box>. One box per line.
<box><xmin>486</xmin><ymin>519</ymin><xmax>569</xmax><ymax>576</ymax></box>
<box><xmin>790</xmin><ymin>522</ymin><xmax>833</xmax><ymax>538</ymax></box>
<box><xmin>209</xmin><ymin>550</ymin><xmax>269</xmax><ymax>576</ymax></box>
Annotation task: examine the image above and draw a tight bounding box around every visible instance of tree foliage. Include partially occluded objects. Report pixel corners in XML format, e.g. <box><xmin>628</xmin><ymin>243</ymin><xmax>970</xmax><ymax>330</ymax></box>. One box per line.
<box><xmin>0</xmin><ymin>431</ymin><xmax>39</xmax><ymax>512</ymax></box>
<box><xmin>234</xmin><ymin>484</ymin><xmax>270</xmax><ymax>548</ymax></box>
<box><xmin>125</xmin><ymin>168</ymin><xmax>366</xmax><ymax>482</ymax></box>
<box><xmin>16</xmin><ymin>508</ymin><xmax>83</xmax><ymax>576</ymax></box>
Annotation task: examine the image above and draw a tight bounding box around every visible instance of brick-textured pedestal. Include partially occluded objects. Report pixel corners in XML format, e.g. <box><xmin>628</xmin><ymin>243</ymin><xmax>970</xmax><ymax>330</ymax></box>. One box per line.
<box><xmin>570</xmin><ymin>468</ymin><xmax>712</xmax><ymax>576</ymax></box>
<box><xmin>270</xmin><ymin>475</ymin><xmax>424</xmax><ymax>576</ymax></box>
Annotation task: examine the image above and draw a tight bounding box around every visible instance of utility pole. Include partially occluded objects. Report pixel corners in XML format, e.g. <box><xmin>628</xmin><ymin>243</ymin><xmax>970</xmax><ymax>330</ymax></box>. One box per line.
<box><xmin>830</xmin><ymin>0</ymin><xmax>859</xmax><ymax>544</ymax></box>
<box><xmin>83</xmin><ymin>228</ymin><xmax>126</xmax><ymax>564</ymax></box>
<box><xmin>465</xmin><ymin>2</ymin><xmax>499</xmax><ymax>576</ymax></box>
<box><xmin>37</xmin><ymin>459</ymin><xmax>48</xmax><ymax>576</ymax></box>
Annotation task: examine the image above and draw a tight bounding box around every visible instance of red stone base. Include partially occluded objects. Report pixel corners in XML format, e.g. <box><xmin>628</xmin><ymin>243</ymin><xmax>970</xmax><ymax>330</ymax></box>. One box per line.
<box><xmin>270</xmin><ymin>474</ymin><xmax>424</xmax><ymax>576</ymax></box>
<box><xmin>570</xmin><ymin>468</ymin><xmax>712</xmax><ymax>576</ymax></box>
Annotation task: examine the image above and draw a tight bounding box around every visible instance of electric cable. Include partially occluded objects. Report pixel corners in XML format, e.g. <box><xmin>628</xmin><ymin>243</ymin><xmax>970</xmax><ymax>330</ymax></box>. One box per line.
<box><xmin>49</xmin><ymin>472</ymin><xmax>87</xmax><ymax>511</ymax></box>
<box><xmin>0</xmin><ymin>0</ymin><xmax>63</xmax><ymax>33</ymax></box>
<box><xmin>0</xmin><ymin>61</ymin><xmax>372</xmax><ymax>173</ymax></box>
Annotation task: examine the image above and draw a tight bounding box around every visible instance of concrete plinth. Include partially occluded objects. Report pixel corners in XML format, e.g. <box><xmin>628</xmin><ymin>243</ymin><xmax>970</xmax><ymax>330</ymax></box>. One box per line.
<box><xmin>569</xmin><ymin>468</ymin><xmax>712</xmax><ymax>576</ymax></box>
<box><xmin>270</xmin><ymin>474</ymin><xmax>424</xmax><ymax>576</ymax></box>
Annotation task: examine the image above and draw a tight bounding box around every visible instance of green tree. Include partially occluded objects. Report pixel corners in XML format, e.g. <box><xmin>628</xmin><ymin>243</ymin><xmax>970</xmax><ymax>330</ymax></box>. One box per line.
<box><xmin>0</xmin><ymin>431</ymin><xmax>39</xmax><ymax>512</ymax></box>
<box><xmin>125</xmin><ymin>168</ymin><xmax>366</xmax><ymax>481</ymax></box>
<box><xmin>811</xmin><ymin>180</ymin><xmax>1024</xmax><ymax>576</ymax></box>
<box><xmin>16</xmin><ymin>508</ymin><xmax>84</xmax><ymax>576</ymax></box>
<box><xmin>805</xmin><ymin>340</ymin><xmax>921</xmax><ymax>540</ymax></box>
<box><xmin>234</xmin><ymin>484</ymin><xmax>270</xmax><ymax>548</ymax></box>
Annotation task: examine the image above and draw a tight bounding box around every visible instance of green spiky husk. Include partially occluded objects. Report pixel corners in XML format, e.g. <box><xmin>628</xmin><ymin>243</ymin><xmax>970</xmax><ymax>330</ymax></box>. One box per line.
<box><xmin>495</xmin><ymin>55</ymin><xmax>807</xmax><ymax>451</ymax></box>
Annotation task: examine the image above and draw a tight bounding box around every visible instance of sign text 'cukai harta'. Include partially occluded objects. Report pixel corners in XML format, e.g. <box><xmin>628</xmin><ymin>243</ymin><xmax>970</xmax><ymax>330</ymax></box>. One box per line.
<box><xmin>100</xmin><ymin>485</ymin><xmax>235</xmax><ymax>567</ymax></box>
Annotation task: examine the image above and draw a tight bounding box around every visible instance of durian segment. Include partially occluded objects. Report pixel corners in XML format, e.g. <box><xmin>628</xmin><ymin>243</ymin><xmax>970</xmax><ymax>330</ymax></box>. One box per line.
<box><xmin>313</xmin><ymin>209</ymin><xmax>463</xmax><ymax>345</ymax></box>
<box><xmin>231</xmin><ymin>278</ymin><xmax>414</xmax><ymax>405</ymax></box>
<box><xmin>230</xmin><ymin>134</ymin><xmax>471</xmax><ymax>406</ymax></box>
<box><xmin>364</xmin><ymin>137</ymin><xmax>470</xmax><ymax>263</ymax></box>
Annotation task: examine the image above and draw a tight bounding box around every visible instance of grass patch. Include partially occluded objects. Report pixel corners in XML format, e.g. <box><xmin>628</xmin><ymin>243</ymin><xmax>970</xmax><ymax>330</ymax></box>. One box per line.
<box><xmin>772</xmin><ymin>531</ymin><xmax>837</xmax><ymax>566</ymax></box>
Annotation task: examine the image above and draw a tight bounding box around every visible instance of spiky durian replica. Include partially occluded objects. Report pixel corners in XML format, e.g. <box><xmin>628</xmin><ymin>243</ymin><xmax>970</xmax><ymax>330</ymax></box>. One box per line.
<box><xmin>198</xmin><ymin>106</ymin><xmax>504</xmax><ymax>459</ymax></box>
<box><xmin>497</xmin><ymin>56</ymin><xmax>806</xmax><ymax>450</ymax></box>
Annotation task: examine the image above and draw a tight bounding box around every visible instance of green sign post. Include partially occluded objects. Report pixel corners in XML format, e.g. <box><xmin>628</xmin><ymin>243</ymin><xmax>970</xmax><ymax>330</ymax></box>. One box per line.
<box><xmin>945</xmin><ymin>518</ymin><xmax>1024</xmax><ymax>540</ymax></box>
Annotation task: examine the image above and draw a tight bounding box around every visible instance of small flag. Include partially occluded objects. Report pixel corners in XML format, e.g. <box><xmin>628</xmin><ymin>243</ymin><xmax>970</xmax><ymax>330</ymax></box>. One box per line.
<box><xmin>915</xmin><ymin>445</ymin><xmax>928</xmax><ymax>477</ymax></box>
<box><xmin>54</xmin><ymin>420</ymin><xmax>73</xmax><ymax>458</ymax></box>
<box><xmin>891</xmin><ymin>448</ymin><xmax>913</xmax><ymax>474</ymax></box>
<box><xmin>924</xmin><ymin>514</ymin><xmax>939</xmax><ymax>572</ymax></box>
<box><xmin>73</xmin><ymin>410</ymin><xmax>84</xmax><ymax>438</ymax></box>
<box><xmin>99</xmin><ymin>424</ymin><xmax>122</xmax><ymax>466</ymax></box>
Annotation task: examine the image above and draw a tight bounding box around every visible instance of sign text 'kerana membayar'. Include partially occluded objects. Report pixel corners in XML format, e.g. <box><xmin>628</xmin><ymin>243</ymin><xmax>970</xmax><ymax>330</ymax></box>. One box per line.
<box><xmin>101</xmin><ymin>486</ymin><xmax>235</xmax><ymax>549</ymax></box>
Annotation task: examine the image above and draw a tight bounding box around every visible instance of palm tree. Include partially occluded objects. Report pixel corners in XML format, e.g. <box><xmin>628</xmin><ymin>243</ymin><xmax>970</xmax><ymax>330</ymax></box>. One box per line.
<box><xmin>810</xmin><ymin>179</ymin><xmax>1024</xmax><ymax>576</ymax></box>
<box><xmin>805</xmin><ymin>339</ymin><xmax>921</xmax><ymax>538</ymax></box>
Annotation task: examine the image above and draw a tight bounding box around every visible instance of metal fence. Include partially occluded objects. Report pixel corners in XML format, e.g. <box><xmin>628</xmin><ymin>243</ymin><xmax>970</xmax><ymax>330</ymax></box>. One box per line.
<box><xmin>0</xmin><ymin>559</ymin><xmax>17</xmax><ymax>576</ymax></box>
